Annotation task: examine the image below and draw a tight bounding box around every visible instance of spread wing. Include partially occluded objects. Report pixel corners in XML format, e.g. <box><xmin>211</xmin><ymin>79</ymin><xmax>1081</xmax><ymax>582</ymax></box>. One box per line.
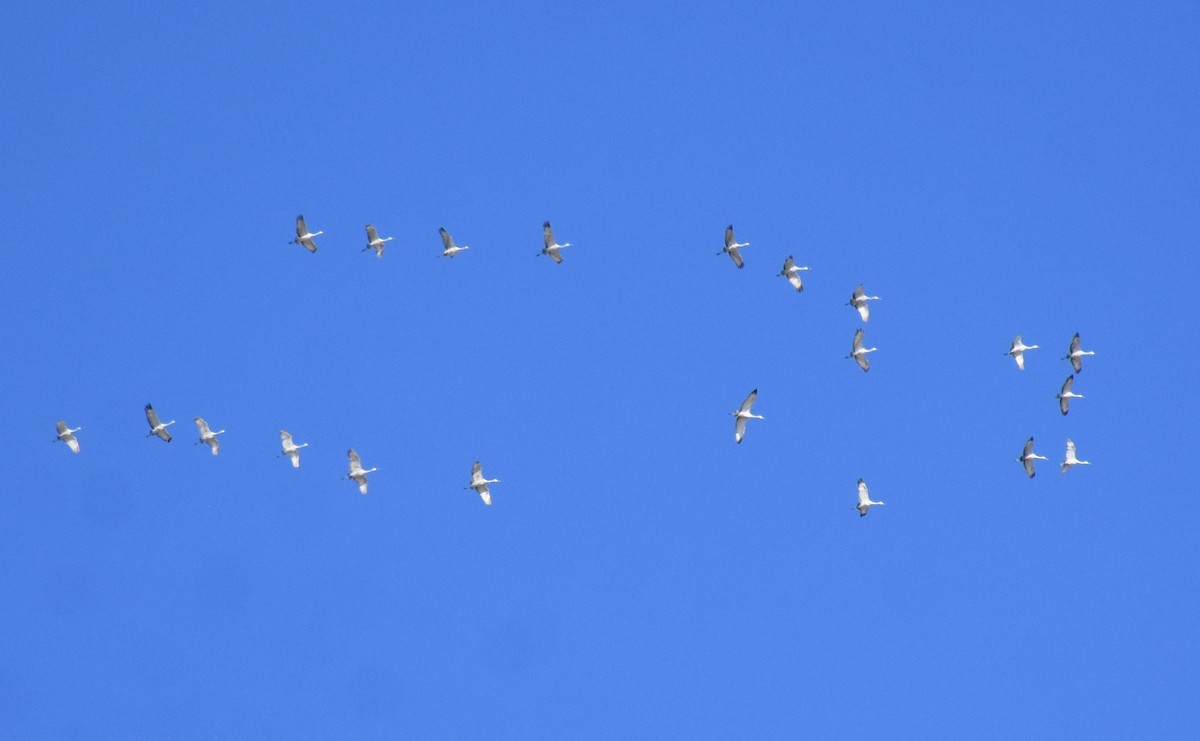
<box><xmin>56</xmin><ymin>420</ymin><xmax>68</xmax><ymax>435</ymax></box>
<box><xmin>851</xmin><ymin>328</ymin><xmax>864</xmax><ymax>354</ymax></box>
<box><xmin>738</xmin><ymin>389</ymin><xmax>758</xmax><ymax>415</ymax></box>
<box><xmin>1024</xmin><ymin>456</ymin><xmax>1036</xmax><ymax>478</ymax></box>
<box><xmin>1069</xmin><ymin>333</ymin><xmax>1081</xmax><ymax>355</ymax></box>
<box><xmin>471</xmin><ymin>461</ymin><xmax>485</xmax><ymax>485</ymax></box>
<box><xmin>856</xmin><ymin>302</ymin><xmax>870</xmax><ymax>322</ymax></box>
<box><xmin>1014</xmin><ymin>352</ymin><xmax>1025</xmax><ymax>370</ymax></box>
<box><xmin>300</xmin><ymin>237</ymin><xmax>318</xmax><ymax>253</ymax></box>
<box><xmin>280</xmin><ymin>430</ymin><xmax>294</xmax><ymax>446</ymax></box>
<box><xmin>366</xmin><ymin>224</ymin><xmax>379</xmax><ymax>242</ymax></box>
<box><xmin>1070</xmin><ymin>354</ymin><xmax>1082</xmax><ymax>373</ymax></box>
<box><xmin>549</xmin><ymin>249</ymin><xmax>563</xmax><ymax>264</ymax></box>
<box><xmin>295</xmin><ymin>215</ymin><xmax>308</xmax><ymax>238</ymax></box>
<box><xmin>145</xmin><ymin>404</ymin><xmax>161</xmax><ymax>429</ymax></box>
<box><xmin>726</xmin><ymin>246</ymin><xmax>744</xmax><ymax>268</ymax></box>
<box><xmin>857</xmin><ymin>479</ymin><xmax>870</xmax><ymax>507</ymax></box>
<box><xmin>1022</xmin><ymin>437</ymin><xmax>1035</xmax><ymax>459</ymax></box>
<box><xmin>734</xmin><ymin>415</ymin><xmax>747</xmax><ymax>444</ymax></box>
<box><xmin>543</xmin><ymin>221</ymin><xmax>555</xmax><ymax>248</ymax></box>
<box><xmin>66</xmin><ymin>436</ymin><xmax>80</xmax><ymax>453</ymax></box>
<box><xmin>348</xmin><ymin>449</ymin><xmax>364</xmax><ymax>475</ymax></box>
<box><xmin>786</xmin><ymin>271</ymin><xmax>804</xmax><ymax>292</ymax></box>
<box><xmin>725</xmin><ymin>225</ymin><xmax>735</xmax><ymax>249</ymax></box>
<box><xmin>195</xmin><ymin>417</ymin><xmax>212</xmax><ymax>437</ymax></box>
<box><xmin>475</xmin><ymin>485</ymin><xmax>492</xmax><ymax>505</ymax></box>
<box><xmin>439</xmin><ymin>228</ymin><xmax>455</xmax><ymax>251</ymax></box>
<box><xmin>855</xmin><ymin>352</ymin><xmax>871</xmax><ymax>372</ymax></box>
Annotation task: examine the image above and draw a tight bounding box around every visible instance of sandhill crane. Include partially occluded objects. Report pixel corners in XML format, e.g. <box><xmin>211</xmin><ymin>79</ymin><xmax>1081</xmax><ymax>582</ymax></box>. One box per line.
<box><xmin>345</xmin><ymin>448</ymin><xmax>377</xmax><ymax>494</ymax></box>
<box><xmin>193</xmin><ymin>417</ymin><xmax>225</xmax><ymax>456</ymax></box>
<box><xmin>289</xmin><ymin>215</ymin><xmax>322</xmax><ymax>253</ymax></box>
<box><xmin>1017</xmin><ymin>436</ymin><xmax>1048</xmax><ymax>478</ymax></box>
<box><xmin>145</xmin><ymin>404</ymin><xmax>175</xmax><ymax>442</ymax></box>
<box><xmin>363</xmin><ymin>224</ymin><xmax>393</xmax><ymax>257</ymax></box>
<box><xmin>856</xmin><ymin>479</ymin><xmax>885</xmax><ymax>517</ymax></box>
<box><xmin>539</xmin><ymin>221</ymin><xmax>570</xmax><ymax>264</ymax></box>
<box><xmin>731</xmin><ymin>389</ymin><xmax>763</xmax><ymax>444</ymax></box>
<box><xmin>847</xmin><ymin>328</ymin><xmax>876</xmax><ymax>372</ymax></box>
<box><xmin>779</xmin><ymin>256</ymin><xmax>810</xmax><ymax>292</ymax></box>
<box><xmin>719</xmin><ymin>225</ymin><xmax>749</xmax><ymax>269</ymax></box>
<box><xmin>1061</xmin><ymin>439</ymin><xmax>1091</xmax><ymax>474</ymax></box>
<box><xmin>1064</xmin><ymin>332</ymin><xmax>1095</xmax><ymax>373</ymax></box>
<box><xmin>847</xmin><ymin>284</ymin><xmax>880</xmax><ymax>322</ymax></box>
<box><xmin>1056</xmin><ymin>375</ymin><xmax>1084</xmax><ymax>415</ymax></box>
<box><xmin>54</xmin><ymin>420</ymin><xmax>82</xmax><ymax>453</ymax></box>
<box><xmin>439</xmin><ymin>227</ymin><xmax>469</xmax><ymax>257</ymax></box>
<box><xmin>465</xmin><ymin>461</ymin><xmax>500</xmax><ymax>505</ymax></box>
<box><xmin>279</xmin><ymin>430</ymin><xmax>308</xmax><ymax>468</ymax></box>
<box><xmin>1005</xmin><ymin>335</ymin><xmax>1039</xmax><ymax>370</ymax></box>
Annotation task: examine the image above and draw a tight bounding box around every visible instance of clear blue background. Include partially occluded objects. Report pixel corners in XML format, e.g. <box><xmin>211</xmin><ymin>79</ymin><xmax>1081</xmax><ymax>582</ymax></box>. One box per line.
<box><xmin>2</xmin><ymin>1</ymin><xmax>1197</xmax><ymax>737</ymax></box>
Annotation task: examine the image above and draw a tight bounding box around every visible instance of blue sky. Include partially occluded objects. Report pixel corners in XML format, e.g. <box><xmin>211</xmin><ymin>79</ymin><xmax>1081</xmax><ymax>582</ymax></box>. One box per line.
<box><xmin>2</xmin><ymin>1</ymin><xmax>1198</xmax><ymax>737</ymax></box>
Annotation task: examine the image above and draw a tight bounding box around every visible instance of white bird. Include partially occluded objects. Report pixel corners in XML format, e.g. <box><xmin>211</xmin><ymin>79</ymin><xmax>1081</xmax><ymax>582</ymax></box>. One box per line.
<box><xmin>847</xmin><ymin>327</ymin><xmax>876</xmax><ymax>372</ymax></box>
<box><xmin>363</xmin><ymin>224</ymin><xmax>394</xmax><ymax>257</ymax></box>
<box><xmin>1064</xmin><ymin>332</ymin><xmax>1095</xmax><ymax>373</ymax></box>
<box><xmin>55</xmin><ymin>420</ymin><xmax>82</xmax><ymax>453</ymax></box>
<box><xmin>856</xmin><ymin>479</ymin><xmax>885</xmax><ymax>517</ymax></box>
<box><xmin>145</xmin><ymin>404</ymin><xmax>175</xmax><ymax>442</ymax></box>
<box><xmin>279</xmin><ymin>430</ymin><xmax>308</xmax><ymax>468</ymax></box>
<box><xmin>731</xmin><ymin>389</ymin><xmax>763</xmax><ymax>444</ymax></box>
<box><xmin>289</xmin><ymin>214</ymin><xmax>322</xmax><ymax>253</ymax></box>
<box><xmin>465</xmin><ymin>461</ymin><xmax>500</xmax><ymax>505</ymax></box>
<box><xmin>1056</xmin><ymin>375</ymin><xmax>1084</xmax><ymax>416</ymax></box>
<box><xmin>1061</xmin><ymin>439</ymin><xmax>1091</xmax><ymax>474</ymax></box>
<box><xmin>539</xmin><ymin>221</ymin><xmax>570</xmax><ymax>264</ymax></box>
<box><xmin>193</xmin><ymin>417</ymin><xmax>225</xmax><ymax>456</ymax></box>
<box><xmin>778</xmin><ymin>256</ymin><xmax>810</xmax><ymax>292</ymax></box>
<box><xmin>847</xmin><ymin>284</ymin><xmax>880</xmax><ymax>322</ymax></box>
<box><xmin>1017</xmin><ymin>436</ymin><xmax>1048</xmax><ymax>478</ymax></box>
<box><xmin>439</xmin><ymin>227</ymin><xmax>469</xmax><ymax>257</ymax></box>
<box><xmin>1005</xmin><ymin>335</ymin><xmax>1039</xmax><ymax>370</ymax></box>
<box><xmin>345</xmin><ymin>448</ymin><xmax>377</xmax><ymax>495</ymax></box>
<box><xmin>719</xmin><ymin>225</ymin><xmax>749</xmax><ymax>269</ymax></box>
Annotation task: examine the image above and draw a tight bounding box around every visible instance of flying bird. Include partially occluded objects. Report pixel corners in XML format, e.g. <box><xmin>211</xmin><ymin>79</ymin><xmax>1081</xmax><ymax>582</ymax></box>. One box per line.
<box><xmin>731</xmin><ymin>389</ymin><xmax>763</xmax><ymax>444</ymax></box>
<box><xmin>466</xmin><ymin>461</ymin><xmax>500</xmax><ymax>505</ymax></box>
<box><xmin>778</xmin><ymin>256</ymin><xmax>810</xmax><ymax>292</ymax></box>
<box><xmin>1063</xmin><ymin>332</ymin><xmax>1095</xmax><ymax>373</ymax></box>
<box><xmin>345</xmin><ymin>448</ymin><xmax>377</xmax><ymax>494</ymax></box>
<box><xmin>145</xmin><ymin>404</ymin><xmax>175</xmax><ymax>442</ymax></box>
<box><xmin>1056</xmin><ymin>375</ymin><xmax>1084</xmax><ymax>415</ymax></box>
<box><xmin>1005</xmin><ymin>335</ymin><xmax>1039</xmax><ymax>370</ymax></box>
<box><xmin>279</xmin><ymin>430</ymin><xmax>309</xmax><ymax>468</ymax></box>
<box><xmin>1061</xmin><ymin>439</ymin><xmax>1091</xmax><ymax>474</ymax></box>
<box><xmin>847</xmin><ymin>284</ymin><xmax>880</xmax><ymax>322</ymax></box>
<box><xmin>1017</xmin><ymin>436</ymin><xmax>1048</xmax><ymax>478</ymax></box>
<box><xmin>363</xmin><ymin>224</ymin><xmax>394</xmax><ymax>257</ymax></box>
<box><xmin>847</xmin><ymin>328</ymin><xmax>876</xmax><ymax>372</ymax></box>
<box><xmin>289</xmin><ymin>215</ymin><xmax>322</xmax><ymax>253</ymax></box>
<box><xmin>439</xmin><ymin>227</ymin><xmax>469</xmax><ymax>257</ymax></box>
<box><xmin>194</xmin><ymin>417</ymin><xmax>225</xmax><ymax>456</ymax></box>
<box><xmin>55</xmin><ymin>420</ymin><xmax>82</xmax><ymax>453</ymax></box>
<box><xmin>539</xmin><ymin>221</ymin><xmax>571</xmax><ymax>264</ymax></box>
<box><xmin>719</xmin><ymin>225</ymin><xmax>749</xmax><ymax>269</ymax></box>
<box><xmin>856</xmin><ymin>479</ymin><xmax>885</xmax><ymax>517</ymax></box>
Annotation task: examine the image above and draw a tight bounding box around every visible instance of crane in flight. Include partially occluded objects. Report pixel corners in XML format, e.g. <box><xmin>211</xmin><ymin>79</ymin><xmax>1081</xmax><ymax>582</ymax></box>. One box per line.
<box><xmin>439</xmin><ymin>228</ymin><xmax>469</xmax><ymax>257</ymax></box>
<box><xmin>55</xmin><ymin>420</ymin><xmax>82</xmax><ymax>453</ymax></box>
<box><xmin>1017</xmin><ymin>437</ymin><xmax>1048</xmax><ymax>478</ymax></box>
<box><xmin>539</xmin><ymin>221</ymin><xmax>571</xmax><ymax>264</ymax></box>
<box><xmin>731</xmin><ymin>389</ymin><xmax>763</xmax><ymax>444</ymax></box>
<box><xmin>1005</xmin><ymin>335</ymin><xmax>1039</xmax><ymax>370</ymax></box>
<box><xmin>779</xmin><ymin>256</ymin><xmax>810</xmax><ymax>292</ymax></box>
<box><xmin>145</xmin><ymin>404</ymin><xmax>175</xmax><ymax>442</ymax></box>
<box><xmin>466</xmin><ymin>461</ymin><xmax>500</xmax><ymax>505</ymax></box>
<box><xmin>279</xmin><ymin>430</ymin><xmax>309</xmax><ymax>468</ymax></box>
<box><xmin>719</xmin><ymin>225</ymin><xmax>749</xmax><ymax>269</ymax></box>
<box><xmin>345</xmin><ymin>449</ymin><xmax>377</xmax><ymax>494</ymax></box>
<box><xmin>194</xmin><ymin>417</ymin><xmax>225</xmax><ymax>455</ymax></box>
<box><xmin>289</xmin><ymin>215</ymin><xmax>322</xmax><ymax>253</ymax></box>
<box><xmin>363</xmin><ymin>224</ymin><xmax>394</xmax><ymax>257</ymax></box>
<box><xmin>856</xmin><ymin>479</ymin><xmax>885</xmax><ymax>517</ymax></box>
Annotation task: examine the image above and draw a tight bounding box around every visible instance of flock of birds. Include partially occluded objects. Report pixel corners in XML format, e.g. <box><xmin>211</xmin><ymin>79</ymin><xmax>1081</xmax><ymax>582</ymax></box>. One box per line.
<box><xmin>50</xmin><ymin>219</ymin><xmax>1096</xmax><ymax>513</ymax></box>
<box><xmin>1009</xmin><ymin>331</ymin><xmax>1097</xmax><ymax>479</ymax></box>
